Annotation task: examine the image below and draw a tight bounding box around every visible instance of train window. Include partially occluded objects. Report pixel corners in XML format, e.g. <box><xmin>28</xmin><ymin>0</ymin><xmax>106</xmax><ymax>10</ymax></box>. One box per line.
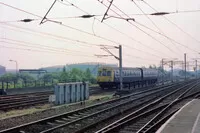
<box><xmin>102</xmin><ymin>70</ymin><xmax>107</xmax><ymax>76</ymax></box>
<box><xmin>98</xmin><ymin>71</ymin><xmax>102</xmax><ymax>76</ymax></box>
<box><xmin>107</xmin><ymin>71</ymin><xmax>111</xmax><ymax>76</ymax></box>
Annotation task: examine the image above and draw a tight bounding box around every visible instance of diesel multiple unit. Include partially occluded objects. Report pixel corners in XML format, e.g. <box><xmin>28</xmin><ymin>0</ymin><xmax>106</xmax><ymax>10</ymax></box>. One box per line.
<box><xmin>97</xmin><ymin>66</ymin><xmax>158</xmax><ymax>89</ymax></box>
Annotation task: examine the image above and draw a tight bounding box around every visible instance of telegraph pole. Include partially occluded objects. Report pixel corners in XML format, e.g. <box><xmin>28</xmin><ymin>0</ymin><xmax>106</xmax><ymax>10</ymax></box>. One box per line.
<box><xmin>96</xmin><ymin>45</ymin><xmax>123</xmax><ymax>90</ymax></box>
<box><xmin>119</xmin><ymin>45</ymin><xmax>123</xmax><ymax>90</ymax></box>
<box><xmin>184</xmin><ymin>53</ymin><xmax>187</xmax><ymax>80</ymax></box>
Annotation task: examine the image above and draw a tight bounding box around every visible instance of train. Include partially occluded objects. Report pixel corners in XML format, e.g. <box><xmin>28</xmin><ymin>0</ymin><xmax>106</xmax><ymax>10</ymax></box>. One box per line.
<box><xmin>97</xmin><ymin>66</ymin><xmax>158</xmax><ymax>89</ymax></box>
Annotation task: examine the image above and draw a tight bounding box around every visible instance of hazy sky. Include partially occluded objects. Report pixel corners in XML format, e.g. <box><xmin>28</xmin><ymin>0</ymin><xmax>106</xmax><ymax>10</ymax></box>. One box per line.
<box><xmin>0</xmin><ymin>0</ymin><xmax>200</xmax><ymax>70</ymax></box>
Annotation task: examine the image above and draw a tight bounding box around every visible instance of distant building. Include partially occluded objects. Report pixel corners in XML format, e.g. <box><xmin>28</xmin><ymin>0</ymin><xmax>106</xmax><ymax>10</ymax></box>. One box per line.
<box><xmin>0</xmin><ymin>65</ymin><xmax>6</xmax><ymax>76</ymax></box>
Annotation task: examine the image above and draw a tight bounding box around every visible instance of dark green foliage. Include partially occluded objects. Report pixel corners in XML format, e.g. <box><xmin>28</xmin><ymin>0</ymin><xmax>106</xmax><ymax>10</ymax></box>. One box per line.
<box><xmin>0</xmin><ymin>73</ymin><xmax>18</xmax><ymax>82</ymax></box>
<box><xmin>59</xmin><ymin>68</ymin><xmax>96</xmax><ymax>83</ymax></box>
<box><xmin>63</xmin><ymin>66</ymin><xmax>66</xmax><ymax>72</ymax></box>
<box><xmin>40</xmin><ymin>73</ymin><xmax>53</xmax><ymax>82</ymax></box>
<box><xmin>0</xmin><ymin>68</ymin><xmax>97</xmax><ymax>89</ymax></box>
<box><xmin>19</xmin><ymin>73</ymin><xmax>35</xmax><ymax>81</ymax></box>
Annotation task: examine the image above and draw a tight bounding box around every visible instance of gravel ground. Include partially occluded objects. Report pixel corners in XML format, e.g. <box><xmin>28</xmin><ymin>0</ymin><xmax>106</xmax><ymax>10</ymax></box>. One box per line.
<box><xmin>0</xmin><ymin>92</ymin><xmax>114</xmax><ymax>131</ymax></box>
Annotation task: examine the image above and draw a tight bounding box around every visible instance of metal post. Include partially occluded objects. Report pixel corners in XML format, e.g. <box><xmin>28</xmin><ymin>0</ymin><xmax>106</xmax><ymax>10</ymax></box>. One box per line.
<box><xmin>119</xmin><ymin>45</ymin><xmax>123</xmax><ymax>90</ymax></box>
<box><xmin>40</xmin><ymin>0</ymin><xmax>57</xmax><ymax>24</ymax></box>
<box><xmin>184</xmin><ymin>53</ymin><xmax>187</xmax><ymax>80</ymax></box>
<box><xmin>15</xmin><ymin>61</ymin><xmax>18</xmax><ymax>74</ymax></box>
<box><xmin>161</xmin><ymin>59</ymin><xmax>164</xmax><ymax>85</ymax></box>
<box><xmin>171</xmin><ymin>61</ymin><xmax>173</xmax><ymax>82</ymax></box>
<box><xmin>195</xmin><ymin>60</ymin><xmax>198</xmax><ymax>79</ymax></box>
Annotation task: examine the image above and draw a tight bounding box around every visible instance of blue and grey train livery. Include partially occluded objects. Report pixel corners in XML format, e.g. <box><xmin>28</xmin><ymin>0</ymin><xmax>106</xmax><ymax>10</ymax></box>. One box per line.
<box><xmin>97</xmin><ymin>67</ymin><xmax>158</xmax><ymax>89</ymax></box>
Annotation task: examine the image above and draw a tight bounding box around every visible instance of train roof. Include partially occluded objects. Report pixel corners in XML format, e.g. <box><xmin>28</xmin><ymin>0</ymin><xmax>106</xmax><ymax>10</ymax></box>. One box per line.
<box><xmin>98</xmin><ymin>66</ymin><xmax>158</xmax><ymax>71</ymax></box>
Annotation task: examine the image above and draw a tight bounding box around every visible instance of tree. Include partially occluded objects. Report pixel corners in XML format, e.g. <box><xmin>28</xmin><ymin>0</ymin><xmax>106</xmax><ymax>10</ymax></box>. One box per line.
<box><xmin>59</xmin><ymin>71</ymin><xmax>70</xmax><ymax>82</ymax></box>
<box><xmin>19</xmin><ymin>73</ymin><xmax>35</xmax><ymax>87</ymax></box>
<box><xmin>0</xmin><ymin>73</ymin><xmax>18</xmax><ymax>89</ymax></box>
<box><xmin>58</xmin><ymin>68</ymin><xmax>97</xmax><ymax>84</ymax></box>
<box><xmin>70</xmin><ymin>68</ymin><xmax>84</xmax><ymax>82</ymax></box>
<box><xmin>84</xmin><ymin>68</ymin><xmax>92</xmax><ymax>81</ymax></box>
<box><xmin>63</xmin><ymin>66</ymin><xmax>66</xmax><ymax>72</ymax></box>
<box><xmin>40</xmin><ymin>73</ymin><xmax>54</xmax><ymax>86</ymax></box>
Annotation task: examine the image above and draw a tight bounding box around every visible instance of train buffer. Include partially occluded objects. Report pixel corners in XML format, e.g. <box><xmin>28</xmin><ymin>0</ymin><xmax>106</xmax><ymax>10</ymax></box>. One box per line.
<box><xmin>156</xmin><ymin>99</ymin><xmax>200</xmax><ymax>133</ymax></box>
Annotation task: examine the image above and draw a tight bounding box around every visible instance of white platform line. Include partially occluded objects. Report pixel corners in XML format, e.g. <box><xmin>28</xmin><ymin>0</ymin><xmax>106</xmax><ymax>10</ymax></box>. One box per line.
<box><xmin>191</xmin><ymin>112</ymin><xmax>200</xmax><ymax>133</ymax></box>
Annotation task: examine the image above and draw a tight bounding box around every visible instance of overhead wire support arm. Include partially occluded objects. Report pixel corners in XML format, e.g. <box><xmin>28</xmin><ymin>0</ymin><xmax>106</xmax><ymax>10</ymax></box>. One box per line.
<box><xmin>40</xmin><ymin>0</ymin><xmax>58</xmax><ymax>25</ymax></box>
<box><xmin>95</xmin><ymin>45</ymin><xmax>123</xmax><ymax>90</ymax></box>
<box><xmin>101</xmin><ymin>0</ymin><xmax>114</xmax><ymax>22</ymax></box>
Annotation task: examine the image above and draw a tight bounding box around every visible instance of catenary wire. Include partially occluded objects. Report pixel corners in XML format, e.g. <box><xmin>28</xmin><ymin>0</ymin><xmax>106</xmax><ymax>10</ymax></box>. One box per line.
<box><xmin>59</xmin><ymin>0</ymin><xmax>164</xmax><ymax>58</ymax></box>
<box><xmin>0</xmin><ymin>37</ymin><xmax>96</xmax><ymax>55</ymax></box>
<box><xmin>98</xmin><ymin>0</ymin><xmax>177</xmax><ymax>57</ymax></box>
<box><xmin>142</xmin><ymin>0</ymin><xmax>200</xmax><ymax>46</ymax></box>
<box><xmin>0</xmin><ymin>1</ymin><xmax>164</xmax><ymax>59</ymax></box>
<box><xmin>100</xmin><ymin>0</ymin><xmax>199</xmax><ymax>54</ymax></box>
<box><xmin>131</xmin><ymin>0</ymin><xmax>183</xmax><ymax>57</ymax></box>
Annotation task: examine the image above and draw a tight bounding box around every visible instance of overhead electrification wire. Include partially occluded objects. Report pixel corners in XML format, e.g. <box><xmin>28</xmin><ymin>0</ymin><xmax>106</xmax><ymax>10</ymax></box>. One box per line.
<box><xmin>1</xmin><ymin>9</ymin><xmax>200</xmax><ymax>23</ymax></box>
<box><xmin>104</xmin><ymin>0</ymin><xmax>199</xmax><ymax>54</ymax></box>
<box><xmin>0</xmin><ymin>37</ymin><xmax>95</xmax><ymax>55</ymax></box>
<box><xmin>141</xmin><ymin>0</ymin><xmax>200</xmax><ymax>46</ymax></box>
<box><xmin>1</xmin><ymin>25</ymin><xmax>159</xmax><ymax>62</ymax></box>
<box><xmin>0</xmin><ymin>42</ymin><xmax>94</xmax><ymax>58</ymax></box>
<box><xmin>99</xmin><ymin>0</ymin><xmax>176</xmax><ymax>57</ymax></box>
<box><xmin>131</xmin><ymin>0</ymin><xmax>182</xmax><ymax>57</ymax></box>
<box><xmin>0</xmin><ymin>41</ymin><xmax>120</xmax><ymax>63</ymax></box>
<box><xmin>0</xmin><ymin>40</ymin><xmax>96</xmax><ymax>57</ymax></box>
<box><xmin>0</xmin><ymin>2</ymin><xmax>118</xmax><ymax>47</ymax></box>
<box><xmin>128</xmin><ymin>9</ymin><xmax>200</xmax><ymax>15</ymax></box>
<box><xmin>0</xmin><ymin>1</ymin><xmax>163</xmax><ymax>59</ymax></box>
<box><xmin>0</xmin><ymin>23</ymin><xmax>103</xmax><ymax>48</ymax></box>
<box><xmin>59</xmin><ymin>0</ymin><xmax>163</xmax><ymax>58</ymax></box>
<box><xmin>107</xmin><ymin>1</ymin><xmax>181</xmax><ymax>56</ymax></box>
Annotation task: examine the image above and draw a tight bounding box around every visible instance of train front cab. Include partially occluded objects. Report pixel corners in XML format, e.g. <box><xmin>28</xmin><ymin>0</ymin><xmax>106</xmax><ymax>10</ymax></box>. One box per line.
<box><xmin>97</xmin><ymin>67</ymin><xmax>115</xmax><ymax>89</ymax></box>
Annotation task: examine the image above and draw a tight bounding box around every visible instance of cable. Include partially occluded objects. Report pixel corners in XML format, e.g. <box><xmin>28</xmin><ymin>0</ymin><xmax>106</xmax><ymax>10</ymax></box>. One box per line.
<box><xmin>0</xmin><ymin>41</ymin><xmax>120</xmax><ymax>63</ymax></box>
<box><xmin>1</xmin><ymin>27</ymin><xmax>159</xmax><ymax>63</ymax></box>
<box><xmin>107</xmin><ymin>1</ymin><xmax>180</xmax><ymax>55</ymax></box>
<box><xmin>99</xmin><ymin>0</ymin><xmax>176</xmax><ymax>57</ymax></box>
<box><xmin>109</xmin><ymin>1</ymin><xmax>199</xmax><ymax>53</ymax></box>
<box><xmin>1</xmin><ymin>1</ymin><xmax>172</xmax><ymax>64</ymax></box>
<box><xmin>124</xmin><ymin>53</ymin><xmax>160</xmax><ymax>61</ymax></box>
<box><xmin>0</xmin><ymin>2</ymin><xmax>119</xmax><ymax>47</ymax></box>
<box><xmin>131</xmin><ymin>0</ymin><xmax>183</xmax><ymax>57</ymax></box>
<box><xmin>142</xmin><ymin>0</ymin><xmax>200</xmax><ymax>46</ymax></box>
<box><xmin>60</xmin><ymin>0</ymin><xmax>164</xmax><ymax>58</ymax></box>
<box><xmin>2</xmin><ymin>24</ymin><xmax>160</xmax><ymax>60</ymax></box>
<box><xmin>0</xmin><ymin>37</ymin><xmax>96</xmax><ymax>55</ymax></box>
<box><xmin>0</xmin><ymin>40</ymin><xmax>95</xmax><ymax>57</ymax></box>
<box><xmin>0</xmin><ymin>2</ymin><xmax>163</xmax><ymax>59</ymax></box>
<box><xmin>0</xmin><ymin>23</ymin><xmax>102</xmax><ymax>48</ymax></box>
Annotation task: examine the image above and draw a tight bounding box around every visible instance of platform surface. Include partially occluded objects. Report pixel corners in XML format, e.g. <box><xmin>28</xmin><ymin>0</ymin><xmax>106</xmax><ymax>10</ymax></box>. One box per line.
<box><xmin>156</xmin><ymin>99</ymin><xmax>200</xmax><ymax>133</ymax></box>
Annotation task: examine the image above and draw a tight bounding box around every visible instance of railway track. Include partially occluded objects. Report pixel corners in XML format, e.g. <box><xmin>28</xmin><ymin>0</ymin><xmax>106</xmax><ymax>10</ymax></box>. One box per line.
<box><xmin>94</xmin><ymin>80</ymin><xmax>200</xmax><ymax>133</ymax></box>
<box><xmin>0</xmin><ymin>91</ymin><xmax>53</xmax><ymax>100</ymax></box>
<box><xmin>0</xmin><ymin>86</ymin><xmax>109</xmax><ymax>111</ymax></box>
<box><xmin>0</xmin><ymin>81</ymin><xmax>189</xmax><ymax>133</ymax></box>
<box><xmin>0</xmin><ymin>91</ymin><xmax>53</xmax><ymax>111</ymax></box>
<box><xmin>0</xmin><ymin>84</ymin><xmax>171</xmax><ymax>111</ymax></box>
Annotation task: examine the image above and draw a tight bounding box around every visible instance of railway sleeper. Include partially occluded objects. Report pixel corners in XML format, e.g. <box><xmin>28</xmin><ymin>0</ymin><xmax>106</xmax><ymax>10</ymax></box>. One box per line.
<box><xmin>47</xmin><ymin>122</ymin><xmax>59</xmax><ymax>126</ymax></box>
<box><xmin>55</xmin><ymin>120</ymin><xmax>66</xmax><ymax>123</ymax></box>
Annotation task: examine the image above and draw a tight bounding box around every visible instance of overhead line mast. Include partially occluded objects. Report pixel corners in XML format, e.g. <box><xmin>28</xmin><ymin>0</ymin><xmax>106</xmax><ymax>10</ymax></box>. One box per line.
<box><xmin>96</xmin><ymin>45</ymin><xmax>123</xmax><ymax>90</ymax></box>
